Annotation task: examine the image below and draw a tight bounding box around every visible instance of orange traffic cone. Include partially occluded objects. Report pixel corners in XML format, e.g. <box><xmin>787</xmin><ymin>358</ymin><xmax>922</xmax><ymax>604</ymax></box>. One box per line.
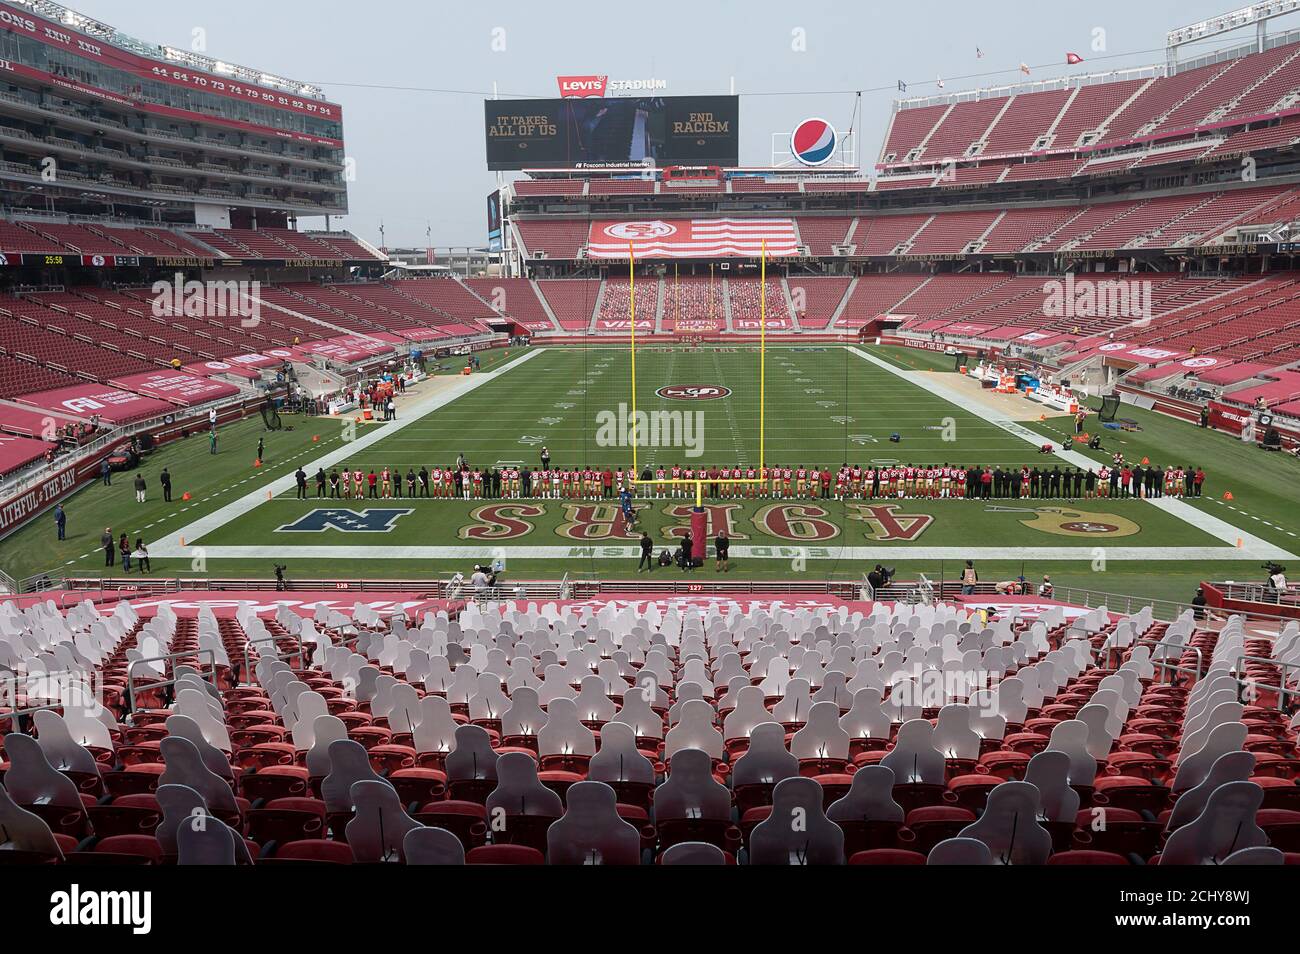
<box><xmin>1038</xmin><ymin>414</ymin><xmax>1047</xmax><ymax>421</ymax></box>
<box><xmin>254</xmin><ymin>459</ymin><xmax>262</xmax><ymax>468</ymax></box>
<box><xmin>179</xmin><ymin>535</ymin><xmax>185</xmax><ymax>547</ymax></box>
<box><xmin>267</xmin><ymin>490</ymin><xmax>272</xmax><ymax>500</ymax></box>
<box><xmin>181</xmin><ymin>491</ymin><xmax>191</xmax><ymax>501</ymax></box>
<box><xmin>312</xmin><ymin>435</ymin><xmax>319</xmax><ymax>443</ymax></box>
<box><xmin>1140</xmin><ymin>456</ymin><xmax>1150</xmax><ymax>465</ymax></box>
<box><xmin>1223</xmin><ymin>491</ymin><xmax>1234</xmax><ymax>501</ymax></box>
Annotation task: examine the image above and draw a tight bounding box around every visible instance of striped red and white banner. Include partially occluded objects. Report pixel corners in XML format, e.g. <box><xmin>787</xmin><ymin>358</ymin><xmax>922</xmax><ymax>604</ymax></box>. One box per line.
<box><xmin>587</xmin><ymin>218</ymin><xmax>800</xmax><ymax>259</ymax></box>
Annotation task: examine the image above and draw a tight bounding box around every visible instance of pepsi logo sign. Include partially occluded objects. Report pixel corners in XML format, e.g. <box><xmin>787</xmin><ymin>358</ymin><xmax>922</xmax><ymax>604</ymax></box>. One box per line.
<box><xmin>792</xmin><ymin>118</ymin><xmax>837</xmax><ymax>166</ymax></box>
<box><xmin>604</xmin><ymin>220</ymin><xmax>677</xmax><ymax>240</ymax></box>
<box><xmin>656</xmin><ymin>384</ymin><xmax>731</xmax><ymax>401</ymax></box>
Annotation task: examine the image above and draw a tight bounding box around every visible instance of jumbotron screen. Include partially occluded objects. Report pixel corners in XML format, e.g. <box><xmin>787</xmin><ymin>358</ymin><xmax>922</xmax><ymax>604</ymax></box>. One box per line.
<box><xmin>484</xmin><ymin>95</ymin><xmax>738</xmax><ymax>170</ymax></box>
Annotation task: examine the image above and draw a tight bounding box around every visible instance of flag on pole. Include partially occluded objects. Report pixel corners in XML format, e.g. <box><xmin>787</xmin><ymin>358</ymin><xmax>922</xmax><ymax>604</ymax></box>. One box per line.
<box><xmin>937</xmin><ymin>76</ymin><xmax>945</xmax><ymax>89</ymax></box>
<box><xmin>1019</xmin><ymin>62</ymin><xmax>1031</xmax><ymax>75</ymax></box>
<box><xmin>1066</xmin><ymin>52</ymin><xmax>1084</xmax><ymax>65</ymax></box>
<box><xmin>897</xmin><ymin>79</ymin><xmax>907</xmax><ymax>92</ymax></box>
<box><xmin>976</xmin><ymin>47</ymin><xmax>984</xmax><ymax>58</ymax></box>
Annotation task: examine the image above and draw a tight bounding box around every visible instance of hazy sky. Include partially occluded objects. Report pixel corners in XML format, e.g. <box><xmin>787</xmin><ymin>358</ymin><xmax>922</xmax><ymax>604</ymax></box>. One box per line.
<box><xmin>71</xmin><ymin>1</ymin><xmax>1295</xmax><ymax>246</ymax></box>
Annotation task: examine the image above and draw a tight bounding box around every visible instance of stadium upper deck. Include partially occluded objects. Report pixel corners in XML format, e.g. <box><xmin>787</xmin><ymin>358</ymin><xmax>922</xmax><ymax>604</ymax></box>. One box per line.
<box><xmin>0</xmin><ymin>0</ymin><xmax>347</xmax><ymax>224</ymax></box>
<box><xmin>503</xmin><ymin>34</ymin><xmax>1300</xmax><ymax>271</ymax></box>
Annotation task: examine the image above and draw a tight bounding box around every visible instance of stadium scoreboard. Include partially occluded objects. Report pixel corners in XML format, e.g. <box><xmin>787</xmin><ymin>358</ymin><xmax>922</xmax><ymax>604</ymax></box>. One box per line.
<box><xmin>484</xmin><ymin>95</ymin><xmax>739</xmax><ymax>170</ymax></box>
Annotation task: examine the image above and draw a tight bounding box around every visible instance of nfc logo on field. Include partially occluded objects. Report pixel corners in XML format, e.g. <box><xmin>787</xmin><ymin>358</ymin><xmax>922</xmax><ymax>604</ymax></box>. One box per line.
<box><xmin>276</xmin><ymin>508</ymin><xmax>414</xmax><ymax>533</ymax></box>
<box><xmin>656</xmin><ymin>384</ymin><xmax>731</xmax><ymax>401</ymax></box>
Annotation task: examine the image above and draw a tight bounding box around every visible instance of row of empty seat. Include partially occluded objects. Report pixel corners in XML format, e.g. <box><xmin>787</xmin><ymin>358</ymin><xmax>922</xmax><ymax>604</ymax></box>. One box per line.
<box><xmin>0</xmin><ymin>219</ymin><xmax>381</xmax><ymax>261</ymax></box>
<box><xmin>513</xmin><ymin>183</ymin><xmax>1300</xmax><ymax>264</ymax></box>
<box><xmin>882</xmin><ymin>40</ymin><xmax>1300</xmax><ymax>167</ymax></box>
<box><xmin>0</xmin><ymin>592</ymin><xmax>1295</xmax><ymax>865</ymax></box>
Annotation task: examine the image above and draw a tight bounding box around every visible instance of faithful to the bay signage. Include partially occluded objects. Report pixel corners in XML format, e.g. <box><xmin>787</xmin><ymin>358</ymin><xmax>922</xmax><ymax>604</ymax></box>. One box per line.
<box><xmin>0</xmin><ymin>464</ymin><xmax>78</xmax><ymax>539</ymax></box>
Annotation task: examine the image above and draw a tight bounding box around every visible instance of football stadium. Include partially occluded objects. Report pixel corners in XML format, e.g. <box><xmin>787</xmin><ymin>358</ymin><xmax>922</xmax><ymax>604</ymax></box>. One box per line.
<box><xmin>0</xmin><ymin>0</ymin><xmax>1297</xmax><ymax>911</ymax></box>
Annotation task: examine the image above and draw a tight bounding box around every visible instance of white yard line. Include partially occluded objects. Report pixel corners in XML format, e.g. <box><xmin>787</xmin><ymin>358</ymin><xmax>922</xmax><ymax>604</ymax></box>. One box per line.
<box><xmin>132</xmin><ymin>544</ymin><xmax>1286</xmax><ymax>561</ymax></box>
<box><xmin>147</xmin><ymin>349</ymin><xmax>543</xmax><ymax>557</ymax></box>
<box><xmin>847</xmin><ymin>347</ymin><xmax>1296</xmax><ymax>561</ymax></box>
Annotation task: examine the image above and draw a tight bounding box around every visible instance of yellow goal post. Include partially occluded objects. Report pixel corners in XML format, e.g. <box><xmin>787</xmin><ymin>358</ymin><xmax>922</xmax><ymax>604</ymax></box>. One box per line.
<box><xmin>626</xmin><ymin>239</ymin><xmax>769</xmax><ymax>507</ymax></box>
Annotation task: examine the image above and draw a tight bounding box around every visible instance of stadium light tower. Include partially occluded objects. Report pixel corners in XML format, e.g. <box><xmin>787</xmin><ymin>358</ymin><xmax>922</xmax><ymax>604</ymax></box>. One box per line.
<box><xmin>1167</xmin><ymin>1</ymin><xmax>1300</xmax><ymax>69</ymax></box>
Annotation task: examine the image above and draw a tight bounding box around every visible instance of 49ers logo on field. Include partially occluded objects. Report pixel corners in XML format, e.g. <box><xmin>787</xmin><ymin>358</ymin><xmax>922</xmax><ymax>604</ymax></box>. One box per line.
<box><xmin>656</xmin><ymin>384</ymin><xmax>731</xmax><ymax>400</ymax></box>
<box><xmin>986</xmin><ymin>505</ymin><xmax>1140</xmax><ymax>538</ymax></box>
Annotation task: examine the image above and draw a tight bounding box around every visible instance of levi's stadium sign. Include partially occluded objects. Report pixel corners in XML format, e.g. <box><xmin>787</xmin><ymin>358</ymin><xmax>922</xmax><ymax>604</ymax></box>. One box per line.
<box><xmin>557</xmin><ymin>75</ymin><xmax>668</xmax><ymax>97</ymax></box>
<box><xmin>558</xmin><ymin>75</ymin><xmax>607</xmax><ymax>97</ymax></box>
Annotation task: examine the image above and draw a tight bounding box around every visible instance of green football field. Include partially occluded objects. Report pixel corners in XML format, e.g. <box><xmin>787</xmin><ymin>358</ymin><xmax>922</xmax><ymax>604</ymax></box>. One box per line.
<box><xmin>6</xmin><ymin>343</ymin><xmax>1299</xmax><ymax>606</ymax></box>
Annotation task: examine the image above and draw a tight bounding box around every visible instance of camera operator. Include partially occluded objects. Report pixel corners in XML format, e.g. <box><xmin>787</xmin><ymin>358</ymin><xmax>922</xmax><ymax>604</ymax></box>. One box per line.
<box><xmin>273</xmin><ymin>564</ymin><xmax>288</xmax><ymax>592</ymax></box>
<box><xmin>470</xmin><ymin>564</ymin><xmax>492</xmax><ymax>598</ymax></box>
<box><xmin>867</xmin><ymin>564</ymin><xmax>886</xmax><ymax>595</ymax></box>
<box><xmin>1265</xmin><ymin>562</ymin><xmax>1288</xmax><ymax>603</ymax></box>
<box><xmin>867</xmin><ymin>564</ymin><xmax>895</xmax><ymax>598</ymax></box>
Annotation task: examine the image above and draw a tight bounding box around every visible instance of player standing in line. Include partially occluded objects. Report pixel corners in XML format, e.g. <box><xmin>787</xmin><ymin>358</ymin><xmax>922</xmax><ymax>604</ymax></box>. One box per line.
<box><xmin>352</xmin><ymin>467</ymin><xmax>364</xmax><ymax>499</ymax></box>
<box><xmin>781</xmin><ymin>465</ymin><xmax>792</xmax><ymax>498</ymax></box>
<box><xmin>654</xmin><ymin>465</ymin><xmax>667</xmax><ymax>497</ymax></box>
<box><xmin>381</xmin><ymin>466</ymin><xmax>392</xmax><ymax>499</ymax></box>
<box><xmin>795</xmin><ymin>464</ymin><xmax>807</xmax><ymax>498</ymax></box>
<box><xmin>670</xmin><ymin>463</ymin><xmax>683</xmax><ymax>497</ymax></box>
